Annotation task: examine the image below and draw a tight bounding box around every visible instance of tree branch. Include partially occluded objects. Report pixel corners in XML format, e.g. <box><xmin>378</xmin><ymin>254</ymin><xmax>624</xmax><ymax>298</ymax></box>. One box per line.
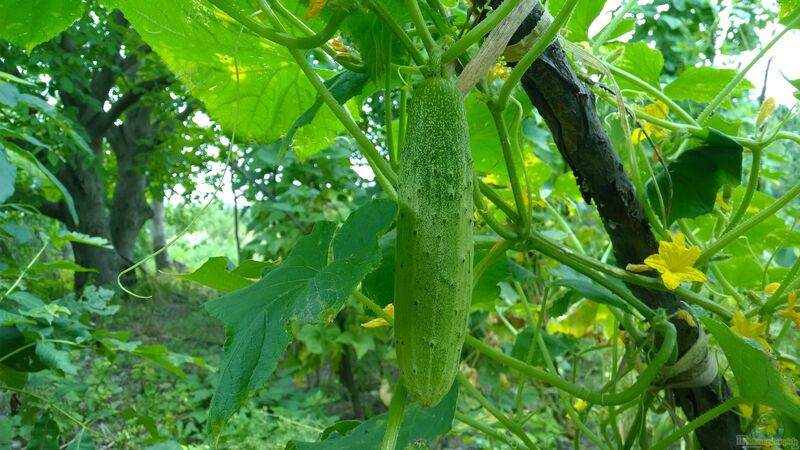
<box><xmin>87</xmin><ymin>76</ymin><xmax>171</xmax><ymax>139</ymax></box>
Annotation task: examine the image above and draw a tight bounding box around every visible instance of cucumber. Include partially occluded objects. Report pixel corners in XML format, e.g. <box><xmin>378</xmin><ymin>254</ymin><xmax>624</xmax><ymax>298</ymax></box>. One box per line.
<box><xmin>394</xmin><ymin>77</ymin><xmax>473</xmax><ymax>407</ymax></box>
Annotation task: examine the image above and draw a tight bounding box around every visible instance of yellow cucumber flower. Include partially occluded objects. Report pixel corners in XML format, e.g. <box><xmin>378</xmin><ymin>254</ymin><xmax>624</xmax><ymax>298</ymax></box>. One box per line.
<box><xmin>361</xmin><ymin>303</ymin><xmax>394</xmax><ymax>328</ymax></box>
<box><xmin>777</xmin><ymin>292</ymin><xmax>800</xmax><ymax>327</ymax></box>
<box><xmin>632</xmin><ymin>101</ymin><xmax>669</xmax><ymax>144</ymax></box>
<box><xmin>643</xmin><ymin>231</ymin><xmax>706</xmax><ymax>290</ymax></box>
<box><xmin>731</xmin><ymin>310</ymin><xmax>772</xmax><ymax>352</ymax></box>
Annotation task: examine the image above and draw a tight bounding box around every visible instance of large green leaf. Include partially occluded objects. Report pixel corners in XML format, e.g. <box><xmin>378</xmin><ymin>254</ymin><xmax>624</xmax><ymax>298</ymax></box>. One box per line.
<box><xmin>0</xmin><ymin>0</ymin><xmax>84</xmax><ymax>52</ymax></box>
<box><xmin>547</xmin><ymin>0</ymin><xmax>606</xmax><ymax>42</ymax></box>
<box><xmin>664</xmin><ymin>67</ymin><xmax>753</xmax><ymax>104</ymax></box>
<box><xmin>173</xmin><ymin>256</ymin><xmax>271</xmax><ymax>293</ymax></box>
<box><xmin>646</xmin><ymin>129</ymin><xmax>742</xmax><ymax>224</ymax></box>
<box><xmin>0</xmin><ymin>149</ymin><xmax>15</xmax><ymax>203</ymax></box>
<box><xmin>109</xmin><ymin>0</ymin><xmax>335</xmax><ymax>148</ymax></box>
<box><xmin>615</xmin><ymin>42</ymin><xmax>663</xmax><ymax>90</ymax></box>
<box><xmin>279</xmin><ymin>70</ymin><xmax>369</xmax><ymax>161</ymax></box>
<box><xmin>779</xmin><ymin>0</ymin><xmax>800</xmax><ymax>28</ymax></box>
<box><xmin>340</xmin><ymin>0</ymin><xmax>410</xmax><ymax>76</ymax></box>
<box><xmin>289</xmin><ymin>384</ymin><xmax>458</xmax><ymax>450</ymax></box>
<box><xmin>205</xmin><ymin>199</ymin><xmax>397</xmax><ymax>438</ymax></box>
<box><xmin>466</xmin><ymin>94</ymin><xmax>523</xmax><ymax>185</ymax></box>
<box><xmin>550</xmin><ymin>278</ymin><xmax>632</xmax><ymax>314</ymax></box>
<box><xmin>702</xmin><ymin>317</ymin><xmax>800</xmax><ymax>422</ymax></box>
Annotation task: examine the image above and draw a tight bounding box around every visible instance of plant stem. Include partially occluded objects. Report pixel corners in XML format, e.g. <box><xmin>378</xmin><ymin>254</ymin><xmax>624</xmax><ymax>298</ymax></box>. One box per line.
<box><xmin>442</xmin><ymin>0</ymin><xmax>522</xmax><ymax>63</ymax></box>
<box><xmin>474</xmin><ymin>179</ymin><xmax>519</xmax><ymax>240</ymax></box>
<box><xmin>491</xmin><ymin>103</ymin><xmax>530</xmax><ymax>234</ymax></box>
<box><xmin>696</xmin><ymin>13</ymin><xmax>800</xmax><ymax>124</ymax></box>
<box><xmin>455</xmin><ymin>411</ymin><xmax>517</xmax><ymax>448</ymax></box>
<box><xmin>397</xmin><ymin>87</ymin><xmax>408</xmax><ymax>156</ymax></box>
<box><xmin>710</xmin><ymin>263</ymin><xmax>745</xmax><ymax>306</ymax></box>
<box><xmin>591</xmin><ymin>0</ymin><xmax>637</xmax><ymax>50</ymax></box>
<box><xmin>3</xmin><ymin>386</ymin><xmax>91</xmax><ymax>430</ymax></box>
<box><xmin>761</xmin><ymin>255</ymin><xmax>800</xmax><ymax>314</ymax></box>
<box><xmin>698</xmin><ymin>183</ymin><xmax>800</xmax><ymax>266</ymax></box>
<box><xmin>385</xmin><ymin>43</ymin><xmax>396</xmax><ymax>168</ymax></box>
<box><xmin>607</xmin><ymin>65</ymin><xmax>698</xmax><ymax>126</ymax></box>
<box><xmin>269</xmin><ymin>0</ymin><xmax>338</xmax><ymax>58</ymax></box>
<box><xmin>649</xmin><ymin>397</ymin><xmax>742</xmax><ymax>450</ymax></box>
<box><xmin>208</xmin><ymin>0</ymin><xmax>344</xmax><ymax>49</ymax></box>
<box><xmin>256</xmin><ymin>8</ymin><xmax>398</xmax><ymax>198</ymax></box>
<box><xmin>473</xmin><ymin>240</ymin><xmax>514</xmax><ymax>289</ymax></box>
<box><xmin>498</xmin><ymin>0</ymin><xmax>579</xmax><ymax>107</ymax></box>
<box><xmin>724</xmin><ymin>148</ymin><xmax>762</xmax><ymax>233</ymax></box>
<box><xmin>1</xmin><ymin>239</ymin><xmax>48</xmax><ymax>301</ymax></box>
<box><xmin>405</xmin><ymin>0</ymin><xmax>439</xmax><ymax>61</ymax></box>
<box><xmin>479</xmin><ymin>181</ymin><xmax>520</xmax><ymax>222</ymax></box>
<box><xmin>463</xmin><ymin>319</ymin><xmax>676</xmax><ymax>406</ymax></box>
<box><xmin>380</xmin><ymin>382</ymin><xmax>407</xmax><ymax>450</ymax></box>
<box><xmin>536</xmin><ymin>331</ymin><xmax>609</xmax><ymax>450</ymax></box>
<box><xmin>366</xmin><ymin>0</ymin><xmax>427</xmax><ymax>66</ymax></box>
<box><xmin>542</xmin><ymin>198</ymin><xmax>584</xmax><ymax>253</ymax></box>
<box><xmin>456</xmin><ymin>373</ymin><xmax>539</xmax><ymax>449</ymax></box>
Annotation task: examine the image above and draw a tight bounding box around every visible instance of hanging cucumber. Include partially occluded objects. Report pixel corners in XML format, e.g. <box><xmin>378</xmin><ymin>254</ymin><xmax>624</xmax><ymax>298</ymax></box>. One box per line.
<box><xmin>394</xmin><ymin>77</ymin><xmax>474</xmax><ymax>407</ymax></box>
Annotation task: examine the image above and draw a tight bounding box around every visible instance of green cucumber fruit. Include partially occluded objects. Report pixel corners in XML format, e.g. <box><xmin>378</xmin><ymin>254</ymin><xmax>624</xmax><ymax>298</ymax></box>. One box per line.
<box><xmin>395</xmin><ymin>77</ymin><xmax>474</xmax><ymax>407</ymax></box>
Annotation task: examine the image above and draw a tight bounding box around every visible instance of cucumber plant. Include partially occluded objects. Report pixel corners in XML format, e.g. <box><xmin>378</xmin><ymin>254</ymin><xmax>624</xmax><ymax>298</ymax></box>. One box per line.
<box><xmin>4</xmin><ymin>0</ymin><xmax>799</xmax><ymax>449</ymax></box>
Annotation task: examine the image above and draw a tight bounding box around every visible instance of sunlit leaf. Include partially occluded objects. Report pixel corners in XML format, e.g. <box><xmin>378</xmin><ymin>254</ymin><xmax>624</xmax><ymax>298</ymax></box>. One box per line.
<box><xmin>0</xmin><ymin>0</ymin><xmax>84</xmax><ymax>52</ymax></box>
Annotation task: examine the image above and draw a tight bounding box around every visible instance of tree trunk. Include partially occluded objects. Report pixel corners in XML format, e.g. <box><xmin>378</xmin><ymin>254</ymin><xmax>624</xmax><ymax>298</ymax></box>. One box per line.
<box><xmin>487</xmin><ymin>1</ymin><xmax>742</xmax><ymax>447</ymax></box>
<box><xmin>108</xmin><ymin>107</ymin><xmax>155</xmax><ymax>262</ymax></box>
<box><xmin>57</xmin><ymin>158</ymin><xmax>126</xmax><ymax>289</ymax></box>
<box><xmin>150</xmin><ymin>194</ymin><xmax>171</xmax><ymax>270</ymax></box>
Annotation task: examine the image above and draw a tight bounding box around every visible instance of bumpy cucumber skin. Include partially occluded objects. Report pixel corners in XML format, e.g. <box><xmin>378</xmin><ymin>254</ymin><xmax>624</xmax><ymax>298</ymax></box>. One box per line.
<box><xmin>395</xmin><ymin>77</ymin><xmax>473</xmax><ymax>407</ymax></box>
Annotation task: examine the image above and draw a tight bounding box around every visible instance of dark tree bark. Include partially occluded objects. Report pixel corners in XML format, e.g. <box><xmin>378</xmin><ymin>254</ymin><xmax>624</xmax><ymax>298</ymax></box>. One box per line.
<box><xmin>107</xmin><ymin>107</ymin><xmax>156</xmax><ymax>262</ymax></box>
<box><xmin>57</xmin><ymin>152</ymin><xmax>127</xmax><ymax>289</ymax></box>
<box><xmin>487</xmin><ymin>2</ymin><xmax>742</xmax><ymax>447</ymax></box>
<box><xmin>150</xmin><ymin>194</ymin><xmax>172</xmax><ymax>271</ymax></box>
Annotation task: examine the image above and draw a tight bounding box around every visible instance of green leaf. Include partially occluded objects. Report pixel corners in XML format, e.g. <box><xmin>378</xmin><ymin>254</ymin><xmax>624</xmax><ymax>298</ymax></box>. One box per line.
<box><xmin>646</xmin><ymin>129</ymin><xmax>742</xmax><ymax>224</ymax></box>
<box><xmin>289</xmin><ymin>384</ymin><xmax>457</xmax><ymax>449</ymax></box>
<box><xmin>281</xmin><ymin>70</ymin><xmax>369</xmax><ymax>161</ymax></box>
<box><xmin>334</xmin><ymin>331</ymin><xmax>375</xmax><ymax>360</ymax></box>
<box><xmin>615</xmin><ymin>42</ymin><xmax>663</xmax><ymax>89</ymax></box>
<box><xmin>340</xmin><ymin>0</ymin><xmax>410</xmax><ymax>76</ymax></box>
<box><xmin>511</xmin><ymin>328</ymin><xmax>576</xmax><ymax>366</ymax></box>
<box><xmin>547</xmin><ymin>0</ymin><xmax>606</xmax><ymax>42</ymax></box>
<box><xmin>0</xmin><ymin>150</ymin><xmax>15</xmax><ymax>203</ymax></box>
<box><xmin>205</xmin><ymin>199</ymin><xmax>397</xmax><ymax>438</ymax></box>
<box><xmin>132</xmin><ymin>344</ymin><xmax>200</xmax><ymax>378</ymax></box>
<box><xmin>35</xmin><ymin>342</ymin><xmax>77</xmax><ymax>376</ymax></box>
<box><xmin>0</xmin><ymin>365</ymin><xmax>29</xmax><ymax>389</ymax></box>
<box><xmin>779</xmin><ymin>0</ymin><xmax>800</xmax><ymax>28</ymax></box>
<box><xmin>664</xmin><ymin>67</ymin><xmax>754</xmax><ymax>105</ymax></box>
<box><xmin>0</xmin><ymin>309</ymin><xmax>34</xmax><ymax>326</ymax></box>
<box><xmin>4</xmin><ymin>144</ymin><xmax>78</xmax><ymax>224</ymax></box>
<box><xmin>361</xmin><ymin>231</ymin><xmax>396</xmax><ymax>308</ymax></box>
<box><xmin>54</xmin><ymin>231</ymin><xmax>112</xmax><ymax>249</ymax></box>
<box><xmin>471</xmin><ymin>251</ymin><xmax>511</xmax><ymax>311</ymax></box>
<box><xmin>550</xmin><ymin>278</ymin><xmax>632</xmax><ymax>313</ymax></box>
<box><xmin>0</xmin><ymin>0</ymin><xmax>84</xmax><ymax>53</ymax></box>
<box><xmin>702</xmin><ymin>317</ymin><xmax>800</xmax><ymax>420</ymax></box>
<box><xmin>173</xmin><ymin>257</ymin><xmax>265</xmax><ymax>293</ymax></box>
<box><xmin>27</xmin><ymin>413</ymin><xmax>60</xmax><ymax>450</ymax></box>
<box><xmin>65</xmin><ymin>430</ymin><xmax>95</xmax><ymax>450</ymax></box>
<box><xmin>466</xmin><ymin>94</ymin><xmax>524</xmax><ymax>185</ymax></box>
<box><xmin>110</xmin><ymin>0</ymin><xmax>323</xmax><ymax>143</ymax></box>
